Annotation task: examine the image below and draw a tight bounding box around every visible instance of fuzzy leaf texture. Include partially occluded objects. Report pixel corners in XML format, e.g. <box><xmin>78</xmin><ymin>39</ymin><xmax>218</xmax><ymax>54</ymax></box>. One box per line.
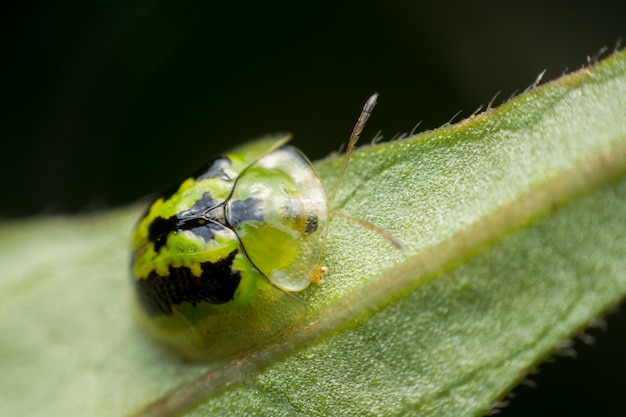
<box><xmin>1</xmin><ymin>51</ymin><xmax>626</xmax><ymax>417</ymax></box>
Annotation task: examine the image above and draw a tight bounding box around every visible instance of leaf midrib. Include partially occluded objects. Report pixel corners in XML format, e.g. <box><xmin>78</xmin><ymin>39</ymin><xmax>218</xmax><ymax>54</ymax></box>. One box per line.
<box><xmin>130</xmin><ymin>134</ymin><xmax>626</xmax><ymax>417</ymax></box>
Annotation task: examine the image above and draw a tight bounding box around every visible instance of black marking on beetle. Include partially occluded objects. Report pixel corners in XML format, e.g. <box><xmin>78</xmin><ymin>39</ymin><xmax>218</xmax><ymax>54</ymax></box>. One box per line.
<box><xmin>228</xmin><ymin>197</ymin><xmax>264</xmax><ymax>228</ymax></box>
<box><xmin>135</xmin><ymin>250</ymin><xmax>241</xmax><ymax>317</ymax></box>
<box><xmin>148</xmin><ymin>192</ymin><xmax>227</xmax><ymax>252</ymax></box>
<box><xmin>194</xmin><ymin>156</ymin><xmax>233</xmax><ymax>181</ymax></box>
<box><xmin>181</xmin><ymin>192</ymin><xmax>225</xmax><ymax>242</ymax></box>
<box><xmin>190</xmin><ymin>225</ymin><xmax>216</xmax><ymax>242</ymax></box>
<box><xmin>148</xmin><ymin>216</ymin><xmax>179</xmax><ymax>253</ymax></box>
<box><xmin>304</xmin><ymin>214</ymin><xmax>318</xmax><ymax>235</ymax></box>
<box><xmin>186</xmin><ymin>191</ymin><xmax>218</xmax><ymax>214</ymax></box>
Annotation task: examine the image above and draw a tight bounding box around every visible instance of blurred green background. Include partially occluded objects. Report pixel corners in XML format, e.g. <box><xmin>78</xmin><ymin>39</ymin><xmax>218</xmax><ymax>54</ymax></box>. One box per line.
<box><xmin>3</xmin><ymin>0</ymin><xmax>624</xmax><ymax>218</ymax></box>
<box><xmin>2</xmin><ymin>1</ymin><xmax>625</xmax><ymax>415</ymax></box>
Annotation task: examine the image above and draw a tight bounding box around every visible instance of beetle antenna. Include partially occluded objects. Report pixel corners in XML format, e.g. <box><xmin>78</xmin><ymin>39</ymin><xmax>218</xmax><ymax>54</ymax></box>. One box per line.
<box><xmin>324</xmin><ymin>93</ymin><xmax>402</xmax><ymax>250</ymax></box>
<box><xmin>310</xmin><ymin>93</ymin><xmax>399</xmax><ymax>284</ymax></box>
<box><xmin>327</xmin><ymin>93</ymin><xmax>378</xmax><ymax>207</ymax></box>
<box><xmin>331</xmin><ymin>210</ymin><xmax>404</xmax><ymax>249</ymax></box>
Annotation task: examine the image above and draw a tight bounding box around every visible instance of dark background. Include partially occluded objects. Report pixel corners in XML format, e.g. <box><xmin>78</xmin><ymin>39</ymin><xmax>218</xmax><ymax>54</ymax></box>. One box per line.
<box><xmin>2</xmin><ymin>1</ymin><xmax>625</xmax><ymax>415</ymax></box>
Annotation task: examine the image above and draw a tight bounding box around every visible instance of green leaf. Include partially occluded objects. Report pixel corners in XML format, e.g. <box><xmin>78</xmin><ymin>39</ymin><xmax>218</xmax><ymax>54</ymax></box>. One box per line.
<box><xmin>2</xmin><ymin>50</ymin><xmax>626</xmax><ymax>417</ymax></box>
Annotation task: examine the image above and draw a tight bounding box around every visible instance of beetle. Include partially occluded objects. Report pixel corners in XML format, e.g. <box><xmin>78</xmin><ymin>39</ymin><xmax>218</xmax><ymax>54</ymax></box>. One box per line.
<box><xmin>131</xmin><ymin>94</ymin><xmax>399</xmax><ymax>360</ymax></box>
